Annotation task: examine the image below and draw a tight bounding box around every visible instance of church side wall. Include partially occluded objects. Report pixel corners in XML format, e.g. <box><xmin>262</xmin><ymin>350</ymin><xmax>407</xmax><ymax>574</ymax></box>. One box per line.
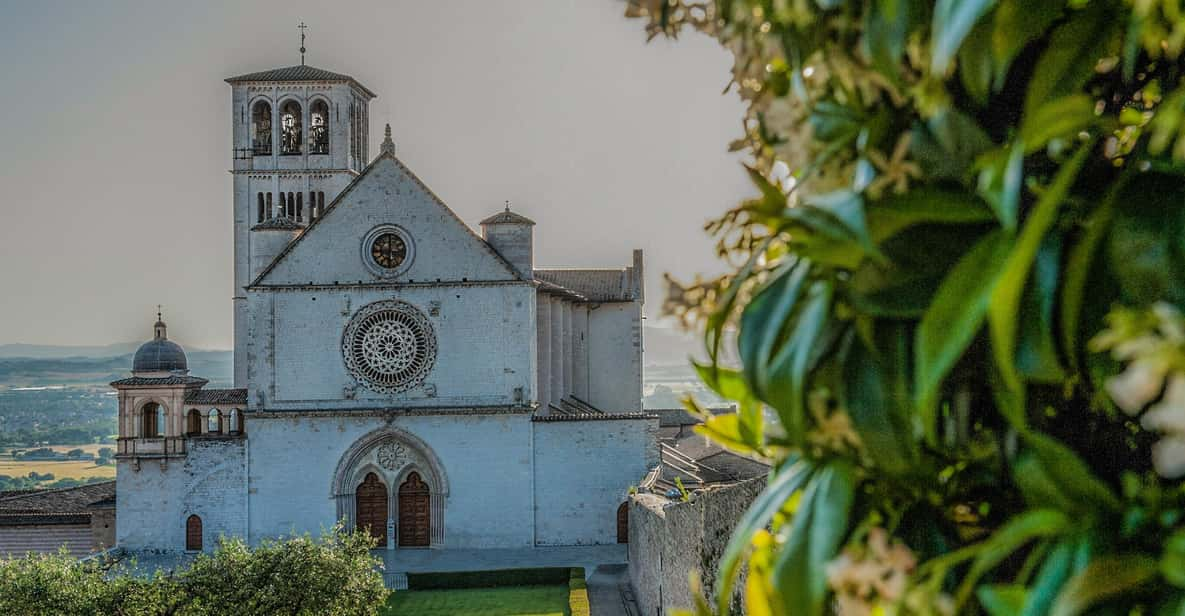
<box><xmin>248</xmin><ymin>283</ymin><xmax>535</xmax><ymax>409</ymax></box>
<box><xmin>115</xmin><ymin>439</ymin><xmax>247</xmax><ymax>552</ymax></box>
<box><xmin>587</xmin><ymin>302</ymin><xmax>643</xmax><ymax>412</ymax></box>
<box><xmin>246</xmin><ymin>413</ymin><xmax>535</xmax><ymax>548</ymax></box>
<box><xmin>531</xmin><ymin>417</ymin><xmax>658</xmax><ymax>546</ymax></box>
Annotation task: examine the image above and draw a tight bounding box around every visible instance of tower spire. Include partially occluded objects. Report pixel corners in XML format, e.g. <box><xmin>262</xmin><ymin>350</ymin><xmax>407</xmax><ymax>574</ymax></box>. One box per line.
<box><xmin>298</xmin><ymin>22</ymin><xmax>308</xmax><ymax>65</ymax></box>
<box><xmin>381</xmin><ymin>123</ymin><xmax>395</xmax><ymax>154</ymax></box>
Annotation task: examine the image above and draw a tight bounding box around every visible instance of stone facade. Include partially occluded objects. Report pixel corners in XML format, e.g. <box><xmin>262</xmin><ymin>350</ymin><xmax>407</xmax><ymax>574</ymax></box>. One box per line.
<box><xmin>628</xmin><ymin>477</ymin><xmax>766</xmax><ymax>615</ymax></box>
<box><xmin>111</xmin><ymin>59</ymin><xmax>656</xmax><ymax>555</ymax></box>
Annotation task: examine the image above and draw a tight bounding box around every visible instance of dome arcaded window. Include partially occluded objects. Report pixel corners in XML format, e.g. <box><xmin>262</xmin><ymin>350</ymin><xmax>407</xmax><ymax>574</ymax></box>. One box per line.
<box><xmin>342</xmin><ymin>300</ymin><xmax>436</xmax><ymax>394</ymax></box>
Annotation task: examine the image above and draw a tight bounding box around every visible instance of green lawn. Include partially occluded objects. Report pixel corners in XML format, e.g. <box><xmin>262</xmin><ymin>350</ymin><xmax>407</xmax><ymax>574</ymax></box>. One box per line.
<box><xmin>381</xmin><ymin>585</ymin><xmax>570</xmax><ymax>616</ymax></box>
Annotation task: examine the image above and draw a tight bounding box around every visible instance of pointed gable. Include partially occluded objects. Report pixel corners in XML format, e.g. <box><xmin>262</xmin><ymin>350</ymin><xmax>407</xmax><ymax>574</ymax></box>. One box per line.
<box><xmin>253</xmin><ymin>154</ymin><xmax>521</xmax><ymax>287</ymax></box>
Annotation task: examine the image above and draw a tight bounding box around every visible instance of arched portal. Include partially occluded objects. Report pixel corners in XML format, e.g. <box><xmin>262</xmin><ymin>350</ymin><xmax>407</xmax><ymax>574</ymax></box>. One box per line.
<box><xmin>355</xmin><ymin>472</ymin><xmax>388</xmax><ymax>546</ymax></box>
<box><xmin>331</xmin><ymin>427</ymin><xmax>448</xmax><ymax>548</ymax></box>
<box><xmin>398</xmin><ymin>472</ymin><xmax>430</xmax><ymax>547</ymax></box>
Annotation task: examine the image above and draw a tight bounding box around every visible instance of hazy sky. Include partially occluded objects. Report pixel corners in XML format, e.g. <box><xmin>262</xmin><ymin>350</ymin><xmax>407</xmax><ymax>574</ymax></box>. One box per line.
<box><xmin>0</xmin><ymin>0</ymin><xmax>747</xmax><ymax>349</ymax></box>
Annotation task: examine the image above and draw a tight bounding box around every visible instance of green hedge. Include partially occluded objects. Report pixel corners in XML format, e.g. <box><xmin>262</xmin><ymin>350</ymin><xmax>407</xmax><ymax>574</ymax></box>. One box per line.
<box><xmin>568</xmin><ymin>567</ymin><xmax>590</xmax><ymax>616</ymax></box>
<box><xmin>406</xmin><ymin>567</ymin><xmax>570</xmax><ymax>590</ymax></box>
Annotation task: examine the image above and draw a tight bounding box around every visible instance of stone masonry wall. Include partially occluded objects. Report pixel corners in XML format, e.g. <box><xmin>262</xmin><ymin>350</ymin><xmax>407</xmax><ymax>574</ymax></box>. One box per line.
<box><xmin>532</xmin><ymin>417</ymin><xmax>659</xmax><ymax>546</ymax></box>
<box><xmin>116</xmin><ymin>437</ymin><xmax>248</xmax><ymax>552</ymax></box>
<box><xmin>629</xmin><ymin>477</ymin><xmax>766</xmax><ymax>615</ymax></box>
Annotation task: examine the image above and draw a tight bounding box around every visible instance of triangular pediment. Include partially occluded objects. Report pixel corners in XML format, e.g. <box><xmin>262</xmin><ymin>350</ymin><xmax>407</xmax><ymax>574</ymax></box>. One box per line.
<box><xmin>252</xmin><ymin>154</ymin><xmax>521</xmax><ymax>287</ymax></box>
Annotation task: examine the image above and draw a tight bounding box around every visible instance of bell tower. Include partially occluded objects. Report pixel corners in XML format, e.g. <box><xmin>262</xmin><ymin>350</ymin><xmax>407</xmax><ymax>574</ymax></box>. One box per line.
<box><xmin>225</xmin><ymin>45</ymin><xmax>376</xmax><ymax>386</ymax></box>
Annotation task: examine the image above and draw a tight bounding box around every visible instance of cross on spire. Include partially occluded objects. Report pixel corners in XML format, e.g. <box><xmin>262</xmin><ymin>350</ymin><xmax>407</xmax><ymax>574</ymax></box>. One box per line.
<box><xmin>298</xmin><ymin>22</ymin><xmax>308</xmax><ymax>65</ymax></box>
<box><xmin>157</xmin><ymin>305</ymin><xmax>162</xmax><ymax>322</ymax></box>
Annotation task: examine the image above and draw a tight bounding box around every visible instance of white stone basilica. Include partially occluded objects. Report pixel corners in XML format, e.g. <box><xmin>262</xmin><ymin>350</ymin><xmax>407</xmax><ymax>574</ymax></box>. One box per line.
<box><xmin>112</xmin><ymin>61</ymin><xmax>657</xmax><ymax>553</ymax></box>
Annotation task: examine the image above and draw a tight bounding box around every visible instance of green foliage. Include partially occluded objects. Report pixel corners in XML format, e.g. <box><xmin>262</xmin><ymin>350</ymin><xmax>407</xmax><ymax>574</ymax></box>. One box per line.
<box><xmin>569</xmin><ymin>568</ymin><xmax>591</xmax><ymax>616</ymax></box>
<box><xmin>627</xmin><ymin>0</ymin><xmax>1185</xmax><ymax>613</ymax></box>
<box><xmin>380</xmin><ymin>586</ymin><xmax>569</xmax><ymax>616</ymax></box>
<box><xmin>406</xmin><ymin>567</ymin><xmax>571</xmax><ymax>590</ymax></box>
<box><xmin>0</xmin><ymin>527</ymin><xmax>387</xmax><ymax>615</ymax></box>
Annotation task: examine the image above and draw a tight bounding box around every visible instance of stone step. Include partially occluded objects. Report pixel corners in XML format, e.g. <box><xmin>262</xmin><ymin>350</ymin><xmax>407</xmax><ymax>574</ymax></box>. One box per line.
<box><xmin>384</xmin><ymin>571</ymin><xmax>409</xmax><ymax>590</ymax></box>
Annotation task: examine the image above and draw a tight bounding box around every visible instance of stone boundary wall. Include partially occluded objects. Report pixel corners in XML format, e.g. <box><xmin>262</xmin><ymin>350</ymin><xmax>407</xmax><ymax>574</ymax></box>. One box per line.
<box><xmin>628</xmin><ymin>476</ymin><xmax>766</xmax><ymax>615</ymax></box>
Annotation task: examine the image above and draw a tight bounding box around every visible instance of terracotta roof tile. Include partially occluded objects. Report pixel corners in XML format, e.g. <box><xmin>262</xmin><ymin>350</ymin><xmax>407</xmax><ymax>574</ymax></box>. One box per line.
<box><xmin>0</xmin><ymin>481</ymin><xmax>115</xmax><ymax>514</ymax></box>
<box><xmin>534</xmin><ymin>268</ymin><xmax>637</xmax><ymax>302</ymax></box>
<box><xmin>110</xmin><ymin>375</ymin><xmax>208</xmax><ymax>388</ymax></box>
<box><xmin>184</xmin><ymin>388</ymin><xmax>248</xmax><ymax>405</ymax></box>
<box><xmin>225</xmin><ymin>64</ymin><xmax>376</xmax><ymax>97</ymax></box>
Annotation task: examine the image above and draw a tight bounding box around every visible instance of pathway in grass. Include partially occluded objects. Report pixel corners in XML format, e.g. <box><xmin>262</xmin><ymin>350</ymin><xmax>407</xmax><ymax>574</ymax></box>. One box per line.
<box><xmin>381</xmin><ymin>585</ymin><xmax>569</xmax><ymax>616</ymax></box>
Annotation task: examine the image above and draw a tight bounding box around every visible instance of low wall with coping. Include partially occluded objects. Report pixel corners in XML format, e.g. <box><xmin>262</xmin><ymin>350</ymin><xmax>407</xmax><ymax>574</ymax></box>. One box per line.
<box><xmin>628</xmin><ymin>476</ymin><xmax>766</xmax><ymax>615</ymax></box>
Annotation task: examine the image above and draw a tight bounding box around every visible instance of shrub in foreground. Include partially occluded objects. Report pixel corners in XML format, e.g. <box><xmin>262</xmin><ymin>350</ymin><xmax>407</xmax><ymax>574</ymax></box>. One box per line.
<box><xmin>627</xmin><ymin>0</ymin><xmax>1185</xmax><ymax>614</ymax></box>
<box><xmin>0</xmin><ymin>527</ymin><xmax>387</xmax><ymax>616</ymax></box>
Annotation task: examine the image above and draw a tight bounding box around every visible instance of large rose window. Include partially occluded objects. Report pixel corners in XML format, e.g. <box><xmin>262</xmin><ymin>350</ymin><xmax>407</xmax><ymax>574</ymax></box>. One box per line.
<box><xmin>342</xmin><ymin>301</ymin><xmax>436</xmax><ymax>394</ymax></box>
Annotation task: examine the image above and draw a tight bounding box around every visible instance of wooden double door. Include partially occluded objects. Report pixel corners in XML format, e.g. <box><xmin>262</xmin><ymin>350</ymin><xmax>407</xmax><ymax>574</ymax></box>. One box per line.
<box><xmin>355</xmin><ymin>473</ymin><xmax>388</xmax><ymax>545</ymax></box>
<box><xmin>355</xmin><ymin>471</ymin><xmax>431</xmax><ymax>548</ymax></box>
<box><xmin>398</xmin><ymin>472</ymin><xmax>431</xmax><ymax>547</ymax></box>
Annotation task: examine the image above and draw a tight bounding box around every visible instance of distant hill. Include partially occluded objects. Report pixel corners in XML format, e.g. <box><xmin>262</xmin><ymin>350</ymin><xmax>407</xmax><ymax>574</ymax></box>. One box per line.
<box><xmin>0</xmin><ymin>351</ymin><xmax>234</xmax><ymax>389</ymax></box>
<box><xmin>0</xmin><ymin>342</ymin><xmax>143</xmax><ymax>359</ymax></box>
<box><xmin>0</xmin><ymin>324</ymin><xmax>703</xmax><ymax>389</ymax></box>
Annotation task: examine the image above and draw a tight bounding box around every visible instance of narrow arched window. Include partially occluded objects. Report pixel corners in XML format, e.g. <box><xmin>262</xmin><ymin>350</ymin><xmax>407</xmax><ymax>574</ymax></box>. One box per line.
<box><xmin>280</xmin><ymin>101</ymin><xmax>302</xmax><ymax>155</ymax></box>
<box><xmin>141</xmin><ymin>402</ymin><xmax>164</xmax><ymax>438</ymax></box>
<box><xmin>257</xmin><ymin>193</ymin><xmax>265</xmax><ymax>222</ymax></box>
<box><xmin>310</xmin><ymin>100</ymin><xmax>329</xmax><ymax>154</ymax></box>
<box><xmin>266</xmin><ymin>192</ymin><xmax>273</xmax><ymax>218</ymax></box>
<box><xmin>186</xmin><ymin>409</ymin><xmax>201</xmax><ymax>436</ymax></box>
<box><xmin>349</xmin><ymin>102</ymin><xmax>356</xmax><ymax>165</ymax></box>
<box><xmin>318</xmin><ymin>191</ymin><xmax>325</xmax><ymax>215</ymax></box>
<box><xmin>278</xmin><ymin>192</ymin><xmax>287</xmax><ymax>218</ymax></box>
<box><xmin>208</xmin><ymin>409</ymin><xmax>222</xmax><ymax>434</ymax></box>
<box><xmin>229</xmin><ymin>409</ymin><xmax>242</xmax><ymax>434</ymax></box>
<box><xmin>252</xmin><ymin>101</ymin><xmax>272</xmax><ymax>155</ymax></box>
<box><xmin>296</xmin><ymin>192</ymin><xmax>303</xmax><ymax>222</ymax></box>
<box><xmin>186</xmin><ymin>515</ymin><xmax>202</xmax><ymax>551</ymax></box>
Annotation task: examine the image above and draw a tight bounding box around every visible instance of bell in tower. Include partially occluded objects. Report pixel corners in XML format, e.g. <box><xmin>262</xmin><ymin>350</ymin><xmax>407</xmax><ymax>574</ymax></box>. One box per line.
<box><xmin>224</xmin><ymin>30</ymin><xmax>377</xmax><ymax>386</ymax></box>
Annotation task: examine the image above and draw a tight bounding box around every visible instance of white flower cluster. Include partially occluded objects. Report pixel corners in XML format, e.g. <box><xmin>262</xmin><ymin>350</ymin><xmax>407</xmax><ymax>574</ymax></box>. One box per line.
<box><xmin>826</xmin><ymin>528</ymin><xmax>930</xmax><ymax>616</ymax></box>
<box><xmin>1092</xmin><ymin>302</ymin><xmax>1185</xmax><ymax>477</ymax></box>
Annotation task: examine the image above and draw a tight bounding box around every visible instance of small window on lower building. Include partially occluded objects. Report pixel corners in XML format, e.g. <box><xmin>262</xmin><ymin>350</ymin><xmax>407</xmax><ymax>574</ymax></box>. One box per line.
<box><xmin>186</xmin><ymin>514</ymin><xmax>202</xmax><ymax>551</ymax></box>
<box><xmin>186</xmin><ymin>409</ymin><xmax>201</xmax><ymax>436</ymax></box>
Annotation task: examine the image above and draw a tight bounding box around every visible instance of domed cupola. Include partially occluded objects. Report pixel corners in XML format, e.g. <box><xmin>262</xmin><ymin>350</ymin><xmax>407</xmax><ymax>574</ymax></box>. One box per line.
<box><xmin>132</xmin><ymin>313</ymin><xmax>188</xmax><ymax>375</ymax></box>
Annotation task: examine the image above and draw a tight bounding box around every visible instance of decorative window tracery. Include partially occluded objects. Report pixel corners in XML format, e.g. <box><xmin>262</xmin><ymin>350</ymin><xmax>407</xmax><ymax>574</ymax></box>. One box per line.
<box><xmin>251</xmin><ymin>101</ymin><xmax>272</xmax><ymax>156</ymax></box>
<box><xmin>309</xmin><ymin>100</ymin><xmax>329</xmax><ymax>154</ymax></box>
<box><xmin>280</xmin><ymin>101</ymin><xmax>302</xmax><ymax>155</ymax></box>
<box><xmin>342</xmin><ymin>301</ymin><xmax>436</xmax><ymax>394</ymax></box>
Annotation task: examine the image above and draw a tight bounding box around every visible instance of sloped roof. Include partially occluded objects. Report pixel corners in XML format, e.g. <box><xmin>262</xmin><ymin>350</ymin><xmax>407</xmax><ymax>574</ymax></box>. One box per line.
<box><xmin>110</xmin><ymin>375</ymin><xmax>208</xmax><ymax>388</ymax></box>
<box><xmin>534</xmin><ymin>268</ymin><xmax>638</xmax><ymax>302</ymax></box>
<box><xmin>225</xmin><ymin>64</ymin><xmax>376</xmax><ymax>97</ymax></box>
<box><xmin>185</xmin><ymin>388</ymin><xmax>248</xmax><ymax>405</ymax></box>
<box><xmin>532</xmin><ymin>412</ymin><xmax>656</xmax><ymax>422</ymax></box>
<box><xmin>250</xmin><ymin>150</ymin><xmax>523</xmax><ymax>287</ymax></box>
<box><xmin>480</xmin><ymin>210</ymin><xmax>535</xmax><ymax>226</ymax></box>
<box><xmin>0</xmin><ymin>481</ymin><xmax>116</xmax><ymax>514</ymax></box>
